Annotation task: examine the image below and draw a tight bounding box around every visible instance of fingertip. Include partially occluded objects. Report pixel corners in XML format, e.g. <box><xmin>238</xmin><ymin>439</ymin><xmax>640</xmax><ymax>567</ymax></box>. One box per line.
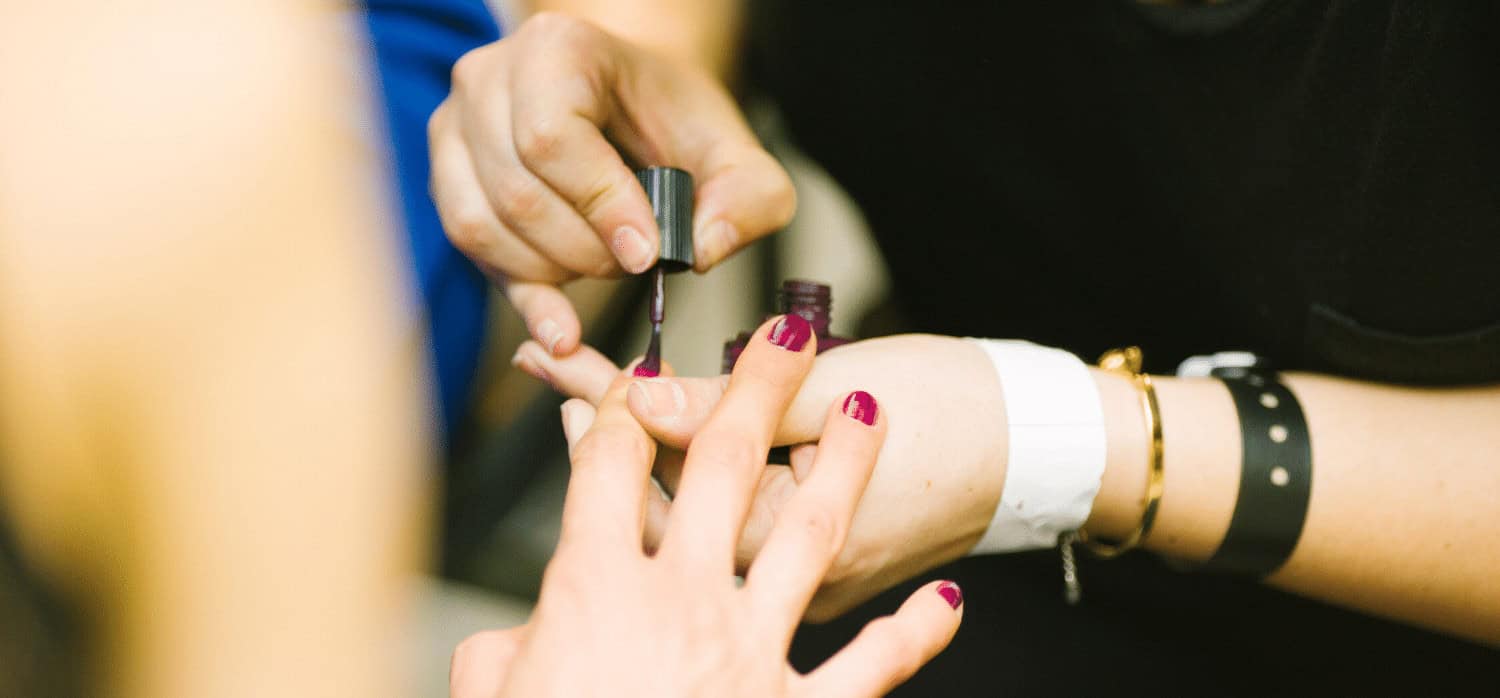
<box><xmin>935</xmin><ymin>580</ymin><xmax>964</xmax><ymax>615</ymax></box>
<box><xmin>511</xmin><ymin>342</ymin><xmax>550</xmax><ymax>384</ymax></box>
<box><xmin>839</xmin><ymin>390</ymin><xmax>879</xmax><ymax>428</ymax></box>
<box><xmin>609</xmin><ymin>224</ymin><xmax>659</xmax><ymax>275</ymax></box>
<box><xmin>692</xmin><ymin>219</ymin><xmax>739</xmax><ymax>271</ymax></box>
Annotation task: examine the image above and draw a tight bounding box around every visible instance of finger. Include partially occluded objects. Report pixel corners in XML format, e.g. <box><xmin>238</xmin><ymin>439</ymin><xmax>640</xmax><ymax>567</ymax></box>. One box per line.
<box><xmin>657</xmin><ymin>313</ymin><xmax>816</xmax><ymax>572</ymax></box>
<box><xmin>627</xmin><ymin>374</ymin><xmax>728</xmax><ymax>446</ymax></box>
<box><xmin>513</xmin><ymin>340</ymin><xmax>618</xmax><ymax>403</ymax></box>
<box><xmin>430</xmin><ymin>114</ymin><xmax>586</xmax><ymax>356</ymax></box>
<box><xmin>628</xmin><ymin>370</ymin><xmax>839</xmax><ymax>450</ymax></box>
<box><xmin>560</xmin><ymin>398</ymin><xmax>597</xmax><ymax>451</ymax></box>
<box><xmin>788</xmin><ymin>443</ymin><xmax>817</xmax><ymax>483</ymax></box>
<box><xmin>691</xmin><ymin>142</ymin><xmax>796</xmax><ymax>272</ymax></box>
<box><xmin>456</xmin><ymin>92</ymin><xmax>621</xmax><ymax>280</ymax></box>
<box><xmin>556</xmin><ymin>371</ymin><xmax>656</xmax><ymax>555</ymax></box>
<box><xmin>430</xmin><ymin>104</ymin><xmax>575</xmax><ymax>287</ymax></box>
<box><xmin>642</xmin><ymin>474</ymin><xmax>672</xmax><ymax>556</ymax></box>
<box><xmin>509</xmin><ymin>16</ymin><xmax>659</xmax><ymax>274</ymax></box>
<box><xmin>504</xmin><ymin>280</ymin><xmax>583</xmax><ymax>356</ymax></box>
<box><xmin>798</xmin><ymin>580</ymin><xmax>964</xmax><ymax>698</ymax></box>
<box><xmin>449</xmin><ymin>625</ymin><xmax>529</xmax><ymax>698</ymax></box>
<box><xmin>746</xmin><ymin>391</ymin><xmax>884</xmax><ymax>632</ymax></box>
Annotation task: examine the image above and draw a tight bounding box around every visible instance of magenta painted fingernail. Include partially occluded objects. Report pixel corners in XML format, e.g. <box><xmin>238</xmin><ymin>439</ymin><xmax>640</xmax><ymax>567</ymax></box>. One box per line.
<box><xmin>767</xmin><ymin>314</ymin><xmax>812</xmax><ymax>352</ymax></box>
<box><xmin>633</xmin><ymin>363</ymin><xmax>659</xmax><ymax>378</ymax></box>
<box><xmin>937</xmin><ymin>581</ymin><xmax>963</xmax><ymax>610</ymax></box>
<box><xmin>842</xmin><ymin>390</ymin><xmax>877</xmax><ymax>426</ymax></box>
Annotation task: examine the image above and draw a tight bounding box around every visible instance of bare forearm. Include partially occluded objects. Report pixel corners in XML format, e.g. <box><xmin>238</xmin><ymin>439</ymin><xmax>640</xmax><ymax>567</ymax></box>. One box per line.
<box><xmin>1088</xmin><ymin>370</ymin><xmax>1500</xmax><ymax>644</ymax></box>
<box><xmin>522</xmin><ymin>0</ymin><xmax>744</xmax><ymax>78</ymax></box>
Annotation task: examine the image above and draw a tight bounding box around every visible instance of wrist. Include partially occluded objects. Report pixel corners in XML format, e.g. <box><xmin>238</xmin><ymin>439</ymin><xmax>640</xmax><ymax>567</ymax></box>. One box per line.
<box><xmin>1086</xmin><ymin>370</ymin><xmax>1239</xmax><ymax>561</ymax></box>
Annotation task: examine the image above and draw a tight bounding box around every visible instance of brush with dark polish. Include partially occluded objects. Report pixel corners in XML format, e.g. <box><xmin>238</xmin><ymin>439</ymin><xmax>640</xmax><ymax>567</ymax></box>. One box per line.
<box><xmin>632</xmin><ymin>166</ymin><xmax>695</xmax><ymax>379</ymax></box>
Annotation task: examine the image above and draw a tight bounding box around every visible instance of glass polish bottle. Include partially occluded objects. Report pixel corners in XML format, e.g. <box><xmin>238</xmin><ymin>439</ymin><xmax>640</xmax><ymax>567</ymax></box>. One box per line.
<box><xmin>721</xmin><ymin>279</ymin><xmax>853</xmax><ymax>372</ymax></box>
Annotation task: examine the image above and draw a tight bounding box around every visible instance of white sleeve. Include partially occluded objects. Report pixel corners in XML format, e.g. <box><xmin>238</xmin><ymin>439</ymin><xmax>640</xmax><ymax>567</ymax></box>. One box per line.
<box><xmin>965</xmin><ymin>339</ymin><xmax>1107</xmax><ymax>555</ymax></box>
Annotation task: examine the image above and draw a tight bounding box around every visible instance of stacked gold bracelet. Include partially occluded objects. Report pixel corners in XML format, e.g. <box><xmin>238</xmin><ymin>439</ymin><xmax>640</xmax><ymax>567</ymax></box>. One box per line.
<box><xmin>1078</xmin><ymin>346</ymin><xmax>1165</xmax><ymax>558</ymax></box>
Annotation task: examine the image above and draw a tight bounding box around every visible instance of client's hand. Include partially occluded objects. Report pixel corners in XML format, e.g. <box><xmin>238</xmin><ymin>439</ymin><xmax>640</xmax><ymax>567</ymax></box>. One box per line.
<box><xmin>511</xmin><ymin>332</ymin><xmax>1006</xmax><ymax>620</ymax></box>
<box><xmin>452</xmin><ymin>318</ymin><xmax>964</xmax><ymax>698</ymax></box>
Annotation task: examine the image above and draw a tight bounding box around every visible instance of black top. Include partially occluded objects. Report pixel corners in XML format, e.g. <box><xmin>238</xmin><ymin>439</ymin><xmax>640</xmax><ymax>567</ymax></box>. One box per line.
<box><xmin>749</xmin><ymin>0</ymin><xmax>1500</xmax><ymax>694</ymax></box>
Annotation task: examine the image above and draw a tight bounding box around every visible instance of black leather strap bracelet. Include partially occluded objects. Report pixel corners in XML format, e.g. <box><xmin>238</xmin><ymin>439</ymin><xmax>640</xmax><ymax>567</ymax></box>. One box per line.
<box><xmin>1201</xmin><ymin>368</ymin><xmax>1313</xmax><ymax>576</ymax></box>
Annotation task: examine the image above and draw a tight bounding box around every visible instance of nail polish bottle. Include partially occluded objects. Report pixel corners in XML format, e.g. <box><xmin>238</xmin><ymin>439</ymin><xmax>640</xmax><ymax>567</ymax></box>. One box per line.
<box><xmin>721</xmin><ymin>279</ymin><xmax>853</xmax><ymax>372</ymax></box>
<box><xmin>636</xmin><ymin>166</ymin><xmax>694</xmax><ymax>377</ymax></box>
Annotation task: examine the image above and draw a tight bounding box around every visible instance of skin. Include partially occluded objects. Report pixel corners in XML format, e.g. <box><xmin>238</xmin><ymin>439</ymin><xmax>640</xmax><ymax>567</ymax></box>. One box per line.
<box><xmin>428</xmin><ymin>2</ymin><xmax>790</xmax><ymax>358</ymax></box>
<box><xmin>0</xmin><ymin>3</ymin><xmax>427</xmax><ymax>695</ymax></box>
<box><xmin>451</xmin><ymin>318</ymin><xmax>963</xmax><ymax>697</ymax></box>
<box><xmin>513</xmin><ymin>336</ymin><xmax>1500</xmax><ymax>645</ymax></box>
<box><xmin>456</xmin><ymin>2</ymin><xmax>1500</xmax><ymax>645</ymax></box>
<box><xmin>0</xmin><ymin>5</ymin><xmax>957</xmax><ymax>696</ymax></box>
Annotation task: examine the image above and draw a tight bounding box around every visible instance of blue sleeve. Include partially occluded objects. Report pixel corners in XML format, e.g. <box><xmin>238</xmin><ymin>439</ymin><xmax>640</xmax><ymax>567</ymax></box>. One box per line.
<box><xmin>363</xmin><ymin>0</ymin><xmax>502</xmax><ymax>438</ymax></box>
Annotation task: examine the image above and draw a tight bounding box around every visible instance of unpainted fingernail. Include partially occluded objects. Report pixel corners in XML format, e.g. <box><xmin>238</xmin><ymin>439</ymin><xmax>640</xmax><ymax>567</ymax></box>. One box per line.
<box><xmin>535</xmin><ymin>318</ymin><xmax>562</xmax><ymax>354</ymax></box>
<box><xmin>842</xmin><ymin>390</ymin><xmax>878</xmax><ymax>426</ymax></box>
<box><xmin>767</xmin><ymin>313</ymin><xmax>812</xmax><ymax>352</ymax></box>
<box><xmin>511</xmin><ymin>350</ymin><xmax>550</xmax><ymax>385</ymax></box>
<box><xmin>560</xmin><ymin>401</ymin><xmax>587</xmax><ymax>442</ymax></box>
<box><xmin>611</xmin><ymin>225</ymin><xmax>656</xmax><ymax>274</ymax></box>
<box><xmin>630</xmin><ymin>378</ymin><xmax>685</xmax><ymax>418</ymax></box>
<box><xmin>936</xmin><ymin>581</ymin><xmax>963</xmax><ymax>610</ymax></box>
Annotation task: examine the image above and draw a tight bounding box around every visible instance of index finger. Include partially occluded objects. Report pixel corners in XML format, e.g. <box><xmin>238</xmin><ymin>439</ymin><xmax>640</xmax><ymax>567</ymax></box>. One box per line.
<box><xmin>510</xmin><ymin>16</ymin><xmax>659</xmax><ymax>273</ymax></box>
<box><xmin>554</xmin><ymin>365</ymin><xmax>657</xmax><ymax>556</ymax></box>
<box><xmin>656</xmin><ymin>314</ymin><xmax>817</xmax><ymax>572</ymax></box>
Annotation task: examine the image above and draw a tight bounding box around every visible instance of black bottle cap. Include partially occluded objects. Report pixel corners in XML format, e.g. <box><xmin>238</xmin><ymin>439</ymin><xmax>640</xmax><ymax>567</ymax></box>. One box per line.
<box><xmin>636</xmin><ymin>166</ymin><xmax>695</xmax><ymax>272</ymax></box>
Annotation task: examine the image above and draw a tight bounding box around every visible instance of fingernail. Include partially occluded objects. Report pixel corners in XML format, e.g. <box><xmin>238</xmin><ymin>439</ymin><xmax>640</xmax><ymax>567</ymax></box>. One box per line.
<box><xmin>511</xmin><ymin>350</ymin><xmax>550</xmax><ymax>385</ymax></box>
<box><xmin>766</xmin><ymin>313</ymin><xmax>812</xmax><ymax>352</ymax></box>
<box><xmin>633</xmin><ymin>364</ymin><xmax>659</xmax><ymax>378</ymax></box>
<box><xmin>936</xmin><ymin>581</ymin><xmax>963</xmax><ymax>610</ymax></box>
<box><xmin>611</xmin><ymin>225</ymin><xmax>656</xmax><ymax>274</ymax></box>
<box><xmin>535</xmin><ymin>318</ymin><xmax>562</xmax><ymax>354</ymax></box>
<box><xmin>842</xmin><ymin>390</ymin><xmax>878</xmax><ymax>426</ymax></box>
<box><xmin>697</xmin><ymin>220</ymin><xmax>739</xmax><ymax>267</ymax></box>
<box><xmin>630</xmin><ymin>378</ymin><xmax>685</xmax><ymax>418</ymax></box>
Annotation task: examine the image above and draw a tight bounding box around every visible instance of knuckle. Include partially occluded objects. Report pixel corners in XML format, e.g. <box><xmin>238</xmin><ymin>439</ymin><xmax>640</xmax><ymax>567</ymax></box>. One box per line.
<box><xmin>523</xmin><ymin>11</ymin><xmax>596</xmax><ymax>49</ymax></box>
<box><xmin>573</xmin><ymin>169</ymin><xmax>621</xmax><ymax>222</ymax></box>
<box><xmin>794</xmin><ymin>504</ymin><xmax>846</xmax><ymax>555</ymax></box>
<box><xmin>493</xmin><ymin>169</ymin><xmax>549</xmax><ymax>224</ymax></box>
<box><xmin>573</xmin><ymin>428</ymin><xmax>648</xmax><ymax>468</ymax></box>
<box><xmin>449</xmin><ymin>46</ymin><xmax>490</xmax><ymax>93</ymax></box>
<box><xmin>426</xmin><ymin>102</ymin><xmax>449</xmax><ymax>142</ymax></box>
<box><xmin>514</xmin><ymin>114</ymin><xmax>566</xmax><ymax>165</ymax></box>
<box><xmin>444</xmin><ymin>210</ymin><xmax>494</xmax><ymax>257</ymax></box>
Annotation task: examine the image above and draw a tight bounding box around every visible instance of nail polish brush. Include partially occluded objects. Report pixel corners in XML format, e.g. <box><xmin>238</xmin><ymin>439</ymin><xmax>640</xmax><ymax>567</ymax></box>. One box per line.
<box><xmin>634</xmin><ymin>166</ymin><xmax>695</xmax><ymax>377</ymax></box>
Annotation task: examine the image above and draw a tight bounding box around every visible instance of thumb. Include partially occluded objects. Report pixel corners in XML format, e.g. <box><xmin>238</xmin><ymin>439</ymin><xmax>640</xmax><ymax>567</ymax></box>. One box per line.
<box><xmin>691</xmin><ymin>142</ymin><xmax>796</xmax><ymax>272</ymax></box>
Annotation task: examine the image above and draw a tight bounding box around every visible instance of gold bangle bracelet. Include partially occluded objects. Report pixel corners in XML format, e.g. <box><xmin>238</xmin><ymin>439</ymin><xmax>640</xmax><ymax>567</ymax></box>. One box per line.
<box><xmin>1079</xmin><ymin>346</ymin><xmax>1165</xmax><ymax>558</ymax></box>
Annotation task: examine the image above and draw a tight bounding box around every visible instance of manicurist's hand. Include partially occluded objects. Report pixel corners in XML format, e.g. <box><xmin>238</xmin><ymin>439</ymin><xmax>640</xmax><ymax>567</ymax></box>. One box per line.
<box><xmin>450</xmin><ymin>318</ymin><xmax>964</xmax><ymax>698</ymax></box>
<box><xmin>510</xmin><ymin>332</ymin><xmax>1009</xmax><ymax>619</ymax></box>
<box><xmin>429</xmin><ymin>12</ymin><xmax>794</xmax><ymax>356</ymax></box>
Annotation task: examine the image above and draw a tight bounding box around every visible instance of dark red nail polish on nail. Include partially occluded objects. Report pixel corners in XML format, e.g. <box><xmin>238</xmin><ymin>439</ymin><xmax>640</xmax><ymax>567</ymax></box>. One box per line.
<box><xmin>842</xmin><ymin>390</ymin><xmax>878</xmax><ymax>426</ymax></box>
<box><xmin>633</xmin><ymin>363</ymin><xmax>659</xmax><ymax>378</ymax></box>
<box><xmin>937</xmin><ymin>581</ymin><xmax>963</xmax><ymax>610</ymax></box>
<box><xmin>767</xmin><ymin>313</ymin><xmax>812</xmax><ymax>352</ymax></box>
